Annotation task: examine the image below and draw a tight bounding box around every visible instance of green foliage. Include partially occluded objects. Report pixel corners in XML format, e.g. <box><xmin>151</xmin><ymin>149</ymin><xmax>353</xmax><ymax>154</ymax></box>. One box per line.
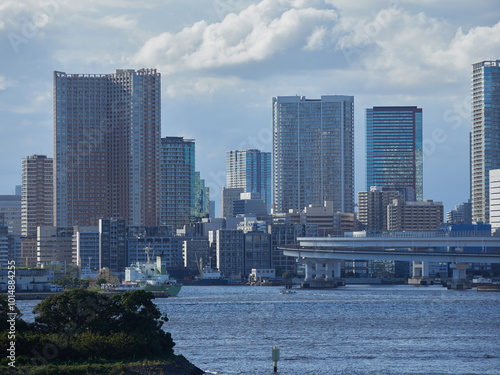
<box><xmin>95</xmin><ymin>278</ymin><xmax>106</xmax><ymax>287</ymax></box>
<box><xmin>54</xmin><ymin>276</ymin><xmax>89</xmax><ymax>290</ymax></box>
<box><xmin>0</xmin><ymin>294</ymin><xmax>30</xmax><ymax>333</ymax></box>
<box><xmin>0</xmin><ymin>289</ymin><xmax>175</xmax><ymax>370</ymax></box>
<box><xmin>33</xmin><ymin>289</ymin><xmax>121</xmax><ymax>335</ymax></box>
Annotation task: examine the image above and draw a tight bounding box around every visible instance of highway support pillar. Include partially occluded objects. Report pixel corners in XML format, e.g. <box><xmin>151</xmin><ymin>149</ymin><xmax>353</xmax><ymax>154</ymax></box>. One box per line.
<box><xmin>447</xmin><ymin>262</ymin><xmax>471</xmax><ymax>290</ymax></box>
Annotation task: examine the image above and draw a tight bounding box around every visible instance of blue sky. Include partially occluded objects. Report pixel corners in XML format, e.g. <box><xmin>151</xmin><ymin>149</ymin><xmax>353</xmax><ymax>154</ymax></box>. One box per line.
<box><xmin>1</xmin><ymin>0</ymin><xmax>500</xmax><ymax>216</ymax></box>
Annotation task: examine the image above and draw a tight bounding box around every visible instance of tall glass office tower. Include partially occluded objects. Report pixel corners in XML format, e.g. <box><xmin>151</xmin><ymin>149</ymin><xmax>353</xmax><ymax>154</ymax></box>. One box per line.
<box><xmin>471</xmin><ymin>60</ymin><xmax>500</xmax><ymax>223</ymax></box>
<box><xmin>272</xmin><ymin>95</ymin><xmax>354</xmax><ymax>214</ymax></box>
<box><xmin>54</xmin><ymin>69</ymin><xmax>161</xmax><ymax>227</ymax></box>
<box><xmin>226</xmin><ymin>149</ymin><xmax>271</xmax><ymax>213</ymax></box>
<box><xmin>366</xmin><ymin>106</ymin><xmax>423</xmax><ymax>201</ymax></box>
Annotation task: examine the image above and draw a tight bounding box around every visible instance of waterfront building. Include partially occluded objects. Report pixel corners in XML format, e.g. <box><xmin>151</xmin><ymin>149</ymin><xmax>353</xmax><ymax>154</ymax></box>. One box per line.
<box><xmin>20</xmin><ymin>237</ymin><xmax>37</xmax><ymax>267</ymax></box>
<box><xmin>366</xmin><ymin>106</ymin><xmax>423</xmax><ymax>201</ymax></box>
<box><xmin>244</xmin><ymin>231</ymin><xmax>271</xmax><ymax>276</ymax></box>
<box><xmin>99</xmin><ymin>218</ymin><xmax>127</xmax><ymax>274</ymax></box>
<box><xmin>127</xmin><ymin>226</ymin><xmax>182</xmax><ymax>268</ymax></box>
<box><xmin>0</xmin><ymin>268</ymin><xmax>54</xmax><ymax>292</ymax></box>
<box><xmin>21</xmin><ymin>155</ymin><xmax>53</xmax><ymax>238</ymax></box>
<box><xmin>73</xmin><ymin>226</ymin><xmax>100</xmax><ymax>272</ymax></box>
<box><xmin>358</xmin><ymin>186</ymin><xmax>404</xmax><ymax>231</ymax></box>
<box><xmin>161</xmin><ymin>137</ymin><xmax>195</xmax><ymax>231</ymax></box>
<box><xmin>182</xmin><ymin>237</ymin><xmax>212</xmax><ymax>271</ymax></box>
<box><xmin>37</xmin><ymin>226</ymin><xmax>74</xmax><ymax>266</ymax></box>
<box><xmin>0</xmin><ymin>222</ymin><xmax>8</xmax><ymax>267</ymax></box>
<box><xmin>0</xmin><ymin>195</ymin><xmax>21</xmax><ymax>236</ymax></box>
<box><xmin>489</xmin><ymin>169</ymin><xmax>500</xmax><ymax>234</ymax></box>
<box><xmin>215</xmin><ymin>229</ymin><xmax>244</xmax><ymax>279</ymax></box>
<box><xmin>471</xmin><ymin>60</ymin><xmax>500</xmax><ymax>223</ymax></box>
<box><xmin>273</xmin><ymin>95</ymin><xmax>354</xmax><ymax>214</ymax></box>
<box><xmin>53</xmin><ymin>69</ymin><xmax>161</xmax><ymax>227</ymax></box>
<box><xmin>303</xmin><ymin>201</ymin><xmax>357</xmax><ymax>236</ymax></box>
<box><xmin>387</xmin><ymin>198</ymin><xmax>444</xmax><ymax>231</ymax></box>
<box><xmin>226</xmin><ymin>149</ymin><xmax>271</xmax><ymax>213</ymax></box>
<box><xmin>269</xmin><ymin>223</ymin><xmax>318</xmax><ymax>276</ymax></box>
<box><xmin>221</xmin><ymin>187</ymin><xmax>244</xmax><ymax>218</ymax></box>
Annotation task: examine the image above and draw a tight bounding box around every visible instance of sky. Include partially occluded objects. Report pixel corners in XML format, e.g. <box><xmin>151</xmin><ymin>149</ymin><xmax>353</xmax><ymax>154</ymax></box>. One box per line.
<box><xmin>1</xmin><ymin>0</ymin><xmax>500</xmax><ymax>217</ymax></box>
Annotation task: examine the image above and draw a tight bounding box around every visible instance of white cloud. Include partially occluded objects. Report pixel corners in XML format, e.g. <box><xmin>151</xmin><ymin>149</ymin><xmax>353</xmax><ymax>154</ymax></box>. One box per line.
<box><xmin>132</xmin><ymin>0</ymin><xmax>338</xmax><ymax>74</ymax></box>
<box><xmin>304</xmin><ymin>26</ymin><xmax>328</xmax><ymax>51</ymax></box>
<box><xmin>331</xmin><ymin>7</ymin><xmax>500</xmax><ymax>89</ymax></box>
<box><xmin>0</xmin><ymin>76</ymin><xmax>12</xmax><ymax>90</ymax></box>
<box><xmin>100</xmin><ymin>14</ymin><xmax>137</xmax><ymax>29</ymax></box>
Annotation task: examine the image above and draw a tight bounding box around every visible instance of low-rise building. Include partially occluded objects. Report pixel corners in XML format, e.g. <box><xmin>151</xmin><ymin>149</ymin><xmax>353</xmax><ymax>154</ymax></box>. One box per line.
<box><xmin>387</xmin><ymin>198</ymin><xmax>444</xmax><ymax>231</ymax></box>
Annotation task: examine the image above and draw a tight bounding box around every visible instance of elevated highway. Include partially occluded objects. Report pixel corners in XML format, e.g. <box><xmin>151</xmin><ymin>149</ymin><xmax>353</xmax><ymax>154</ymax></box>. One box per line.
<box><xmin>279</xmin><ymin>235</ymin><xmax>500</xmax><ymax>290</ymax></box>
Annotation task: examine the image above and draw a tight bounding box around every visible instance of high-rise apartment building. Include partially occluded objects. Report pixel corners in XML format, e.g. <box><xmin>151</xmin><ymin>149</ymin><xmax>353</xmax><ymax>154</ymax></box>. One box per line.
<box><xmin>21</xmin><ymin>155</ymin><xmax>53</xmax><ymax>238</ymax></box>
<box><xmin>357</xmin><ymin>186</ymin><xmax>404</xmax><ymax>231</ymax></box>
<box><xmin>161</xmin><ymin>137</ymin><xmax>195</xmax><ymax>231</ymax></box>
<box><xmin>471</xmin><ymin>60</ymin><xmax>500</xmax><ymax>223</ymax></box>
<box><xmin>366</xmin><ymin>106</ymin><xmax>423</xmax><ymax>201</ymax></box>
<box><xmin>273</xmin><ymin>95</ymin><xmax>354</xmax><ymax>214</ymax></box>
<box><xmin>53</xmin><ymin>69</ymin><xmax>161</xmax><ymax>227</ymax></box>
<box><xmin>226</xmin><ymin>149</ymin><xmax>271</xmax><ymax>212</ymax></box>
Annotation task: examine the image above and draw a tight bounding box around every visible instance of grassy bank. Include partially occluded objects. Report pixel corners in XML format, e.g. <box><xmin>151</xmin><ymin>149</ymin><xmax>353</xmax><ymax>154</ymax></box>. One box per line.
<box><xmin>2</xmin><ymin>356</ymin><xmax>203</xmax><ymax>375</ymax></box>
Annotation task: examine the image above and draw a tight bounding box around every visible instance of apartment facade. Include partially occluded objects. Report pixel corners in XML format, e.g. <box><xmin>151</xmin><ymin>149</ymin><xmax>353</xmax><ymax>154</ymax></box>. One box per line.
<box><xmin>53</xmin><ymin>69</ymin><xmax>161</xmax><ymax>227</ymax></box>
<box><xmin>21</xmin><ymin>155</ymin><xmax>53</xmax><ymax>238</ymax></box>
<box><xmin>387</xmin><ymin>199</ymin><xmax>443</xmax><ymax>231</ymax></box>
<box><xmin>471</xmin><ymin>60</ymin><xmax>500</xmax><ymax>223</ymax></box>
<box><xmin>273</xmin><ymin>95</ymin><xmax>354</xmax><ymax>214</ymax></box>
<box><xmin>357</xmin><ymin>186</ymin><xmax>404</xmax><ymax>231</ymax></box>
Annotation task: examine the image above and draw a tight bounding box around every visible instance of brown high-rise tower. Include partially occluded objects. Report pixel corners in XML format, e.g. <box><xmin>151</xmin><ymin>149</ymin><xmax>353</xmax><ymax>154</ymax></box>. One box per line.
<box><xmin>53</xmin><ymin>69</ymin><xmax>161</xmax><ymax>226</ymax></box>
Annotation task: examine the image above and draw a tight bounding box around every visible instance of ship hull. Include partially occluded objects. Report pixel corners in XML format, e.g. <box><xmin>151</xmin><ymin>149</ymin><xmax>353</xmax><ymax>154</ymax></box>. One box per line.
<box><xmin>182</xmin><ymin>279</ymin><xmax>229</xmax><ymax>286</ymax></box>
<box><xmin>141</xmin><ymin>284</ymin><xmax>182</xmax><ymax>296</ymax></box>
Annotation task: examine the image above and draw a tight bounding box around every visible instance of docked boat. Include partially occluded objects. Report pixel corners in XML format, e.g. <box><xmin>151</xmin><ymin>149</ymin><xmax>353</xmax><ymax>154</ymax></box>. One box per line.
<box><xmin>183</xmin><ymin>257</ymin><xmax>229</xmax><ymax>286</ymax></box>
<box><xmin>280</xmin><ymin>288</ymin><xmax>296</xmax><ymax>294</ymax></box>
<box><xmin>124</xmin><ymin>251</ymin><xmax>182</xmax><ymax>296</ymax></box>
<box><xmin>477</xmin><ymin>285</ymin><xmax>500</xmax><ymax>292</ymax></box>
<box><xmin>100</xmin><ymin>248</ymin><xmax>181</xmax><ymax>297</ymax></box>
<box><xmin>472</xmin><ymin>277</ymin><xmax>500</xmax><ymax>287</ymax></box>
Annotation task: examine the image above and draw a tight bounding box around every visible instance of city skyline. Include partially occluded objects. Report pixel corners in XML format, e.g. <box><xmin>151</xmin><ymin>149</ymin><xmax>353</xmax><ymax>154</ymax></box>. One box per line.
<box><xmin>1</xmin><ymin>1</ymin><xmax>500</xmax><ymax>217</ymax></box>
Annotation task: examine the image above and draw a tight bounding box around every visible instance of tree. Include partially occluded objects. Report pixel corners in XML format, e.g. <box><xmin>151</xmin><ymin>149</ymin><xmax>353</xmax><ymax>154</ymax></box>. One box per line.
<box><xmin>32</xmin><ymin>289</ymin><xmax>175</xmax><ymax>357</ymax></box>
<box><xmin>54</xmin><ymin>276</ymin><xmax>89</xmax><ymax>290</ymax></box>
<box><xmin>33</xmin><ymin>289</ymin><xmax>121</xmax><ymax>334</ymax></box>
<box><xmin>0</xmin><ymin>294</ymin><xmax>29</xmax><ymax>333</ymax></box>
<box><xmin>96</xmin><ymin>278</ymin><xmax>107</xmax><ymax>287</ymax></box>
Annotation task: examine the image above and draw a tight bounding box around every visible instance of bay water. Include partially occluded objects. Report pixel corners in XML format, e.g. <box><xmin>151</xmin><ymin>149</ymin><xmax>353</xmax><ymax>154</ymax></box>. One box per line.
<box><xmin>16</xmin><ymin>285</ymin><xmax>500</xmax><ymax>374</ymax></box>
<box><xmin>157</xmin><ymin>285</ymin><xmax>500</xmax><ymax>375</ymax></box>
